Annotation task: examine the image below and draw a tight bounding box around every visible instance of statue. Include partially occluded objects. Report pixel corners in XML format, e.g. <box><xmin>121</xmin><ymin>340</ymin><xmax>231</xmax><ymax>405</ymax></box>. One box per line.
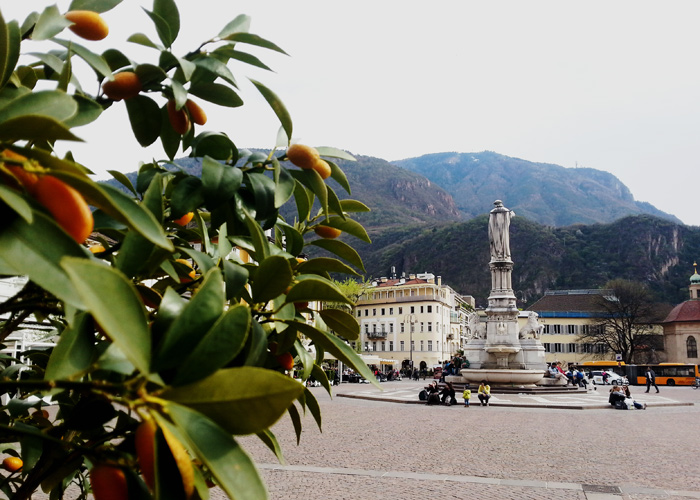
<box><xmin>518</xmin><ymin>311</ymin><xmax>544</xmax><ymax>339</ymax></box>
<box><xmin>488</xmin><ymin>200</ymin><xmax>514</xmax><ymax>261</ymax></box>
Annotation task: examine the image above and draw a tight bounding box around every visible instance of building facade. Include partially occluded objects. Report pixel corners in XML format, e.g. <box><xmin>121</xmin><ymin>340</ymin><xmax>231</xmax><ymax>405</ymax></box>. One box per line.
<box><xmin>352</xmin><ymin>273</ymin><xmax>474</xmax><ymax>369</ymax></box>
<box><xmin>662</xmin><ymin>265</ymin><xmax>700</xmax><ymax>363</ymax></box>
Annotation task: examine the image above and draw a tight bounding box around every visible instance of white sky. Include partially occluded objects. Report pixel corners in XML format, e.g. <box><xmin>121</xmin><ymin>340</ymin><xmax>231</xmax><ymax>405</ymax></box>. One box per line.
<box><xmin>3</xmin><ymin>1</ymin><xmax>700</xmax><ymax>225</ymax></box>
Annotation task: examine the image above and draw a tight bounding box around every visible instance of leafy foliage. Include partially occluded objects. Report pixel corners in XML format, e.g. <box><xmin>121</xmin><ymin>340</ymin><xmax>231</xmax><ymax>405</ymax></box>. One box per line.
<box><xmin>0</xmin><ymin>2</ymin><xmax>375</xmax><ymax>499</ymax></box>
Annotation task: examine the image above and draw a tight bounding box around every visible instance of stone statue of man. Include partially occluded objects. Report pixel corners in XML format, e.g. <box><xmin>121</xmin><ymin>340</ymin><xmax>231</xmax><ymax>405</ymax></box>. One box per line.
<box><xmin>488</xmin><ymin>200</ymin><xmax>514</xmax><ymax>261</ymax></box>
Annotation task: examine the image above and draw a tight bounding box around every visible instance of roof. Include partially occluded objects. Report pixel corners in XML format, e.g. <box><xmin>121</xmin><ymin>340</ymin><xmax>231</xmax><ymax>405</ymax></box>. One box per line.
<box><xmin>662</xmin><ymin>300</ymin><xmax>700</xmax><ymax>323</ymax></box>
<box><xmin>528</xmin><ymin>290</ymin><xmax>608</xmax><ymax>314</ymax></box>
<box><xmin>376</xmin><ymin>278</ymin><xmax>428</xmax><ymax>287</ymax></box>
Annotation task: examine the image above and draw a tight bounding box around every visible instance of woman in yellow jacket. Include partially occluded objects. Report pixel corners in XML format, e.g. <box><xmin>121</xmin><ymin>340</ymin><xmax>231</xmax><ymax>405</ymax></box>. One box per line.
<box><xmin>477</xmin><ymin>380</ymin><xmax>491</xmax><ymax>406</ymax></box>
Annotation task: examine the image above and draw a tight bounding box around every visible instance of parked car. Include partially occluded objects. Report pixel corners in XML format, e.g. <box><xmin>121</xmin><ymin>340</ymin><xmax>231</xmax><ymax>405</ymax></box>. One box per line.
<box><xmin>590</xmin><ymin>370</ymin><xmax>628</xmax><ymax>385</ymax></box>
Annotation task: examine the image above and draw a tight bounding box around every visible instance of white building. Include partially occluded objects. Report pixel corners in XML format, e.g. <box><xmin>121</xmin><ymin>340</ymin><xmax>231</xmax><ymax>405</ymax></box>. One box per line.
<box><xmin>352</xmin><ymin>272</ymin><xmax>474</xmax><ymax>370</ymax></box>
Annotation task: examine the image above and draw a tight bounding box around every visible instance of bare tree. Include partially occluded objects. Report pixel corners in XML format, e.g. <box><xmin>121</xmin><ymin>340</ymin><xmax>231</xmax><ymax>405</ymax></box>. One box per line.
<box><xmin>577</xmin><ymin>280</ymin><xmax>666</xmax><ymax>363</ymax></box>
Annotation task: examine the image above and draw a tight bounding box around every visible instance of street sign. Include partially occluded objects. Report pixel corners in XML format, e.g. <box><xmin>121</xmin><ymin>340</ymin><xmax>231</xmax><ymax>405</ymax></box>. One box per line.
<box><xmin>615</xmin><ymin>353</ymin><xmax>622</xmax><ymax>361</ymax></box>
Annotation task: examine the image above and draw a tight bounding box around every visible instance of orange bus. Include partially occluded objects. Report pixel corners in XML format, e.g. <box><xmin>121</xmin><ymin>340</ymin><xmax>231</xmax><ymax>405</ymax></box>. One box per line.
<box><xmin>625</xmin><ymin>363</ymin><xmax>700</xmax><ymax>387</ymax></box>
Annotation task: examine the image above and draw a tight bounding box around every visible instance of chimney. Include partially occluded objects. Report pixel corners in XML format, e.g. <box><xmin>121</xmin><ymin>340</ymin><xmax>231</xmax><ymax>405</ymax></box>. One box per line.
<box><xmin>438</xmin><ymin>276</ymin><xmax>442</xmax><ymax>286</ymax></box>
<box><xmin>409</xmin><ymin>273</ymin><xmax>416</xmax><ymax>280</ymax></box>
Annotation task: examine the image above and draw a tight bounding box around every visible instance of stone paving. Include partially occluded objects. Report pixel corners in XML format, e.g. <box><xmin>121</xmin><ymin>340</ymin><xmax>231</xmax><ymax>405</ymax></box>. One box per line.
<box><xmin>235</xmin><ymin>380</ymin><xmax>700</xmax><ymax>500</ymax></box>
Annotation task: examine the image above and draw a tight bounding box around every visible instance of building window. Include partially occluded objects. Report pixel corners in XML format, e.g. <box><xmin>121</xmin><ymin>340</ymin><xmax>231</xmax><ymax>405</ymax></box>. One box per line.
<box><xmin>365</xmin><ymin>342</ymin><xmax>369</xmax><ymax>351</ymax></box>
<box><xmin>542</xmin><ymin>324</ymin><xmax>550</xmax><ymax>334</ymax></box>
<box><xmin>567</xmin><ymin>343</ymin><xmax>577</xmax><ymax>353</ymax></box>
<box><xmin>411</xmin><ymin>340</ymin><xmax>415</xmax><ymax>351</ymax></box>
<box><xmin>420</xmin><ymin>306</ymin><xmax>424</xmax><ymax>313</ymax></box>
<box><xmin>400</xmin><ymin>341</ymin><xmax>405</xmax><ymax>351</ymax></box>
<box><xmin>381</xmin><ymin>324</ymin><xmax>385</xmax><ymax>333</ymax></box>
<box><xmin>399</xmin><ymin>307</ymin><xmax>403</xmax><ymax>314</ymax></box>
<box><xmin>381</xmin><ymin>341</ymin><xmax>385</xmax><ymax>351</ymax></box>
<box><xmin>373</xmin><ymin>308</ymin><xmax>376</xmax><ymax>316</ymax></box>
<box><xmin>553</xmin><ymin>325</ymin><xmax>562</xmax><ymax>334</ymax></box>
<box><xmin>389</xmin><ymin>323</ymin><xmax>394</xmax><ymax>333</ymax></box>
<box><xmin>410</xmin><ymin>306</ymin><xmax>415</xmax><ymax>314</ymax></box>
<box><xmin>427</xmin><ymin>305</ymin><xmax>432</xmax><ymax>313</ymax></box>
<box><xmin>364</xmin><ymin>310</ymin><xmax>368</xmax><ymax>317</ymax></box>
<box><xmin>381</xmin><ymin>308</ymin><xmax>385</xmax><ymax>315</ymax></box>
<box><xmin>543</xmin><ymin>343</ymin><xmax>551</xmax><ymax>352</ymax></box>
<box><xmin>373</xmin><ymin>324</ymin><xmax>377</xmax><ymax>333</ymax></box>
<box><xmin>427</xmin><ymin>340</ymin><xmax>432</xmax><ymax>351</ymax></box>
<box><xmin>567</xmin><ymin>325</ymin><xmax>577</xmax><ymax>335</ymax></box>
<box><xmin>581</xmin><ymin>325</ymin><xmax>589</xmax><ymax>335</ymax></box>
<box><xmin>553</xmin><ymin>343</ymin><xmax>563</xmax><ymax>353</ymax></box>
<box><xmin>389</xmin><ymin>307</ymin><xmax>393</xmax><ymax>315</ymax></box>
<box><xmin>420</xmin><ymin>322</ymin><xmax>424</xmax><ymax>332</ymax></box>
<box><xmin>372</xmin><ymin>341</ymin><xmax>377</xmax><ymax>351</ymax></box>
<box><xmin>687</xmin><ymin>336</ymin><xmax>698</xmax><ymax>358</ymax></box>
<box><xmin>400</xmin><ymin>323</ymin><xmax>405</xmax><ymax>333</ymax></box>
<box><xmin>428</xmin><ymin>322</ymin><xmax>432</xmax><ymax>332</ymax></box>
<box><xmin>357</xmin><ymin>310</ymin><xmax>361</xmax><ymax>317</ymax></box>
<box><xmin>389</xmin><ymin>341</ymin><xmax>393</xmax><ymax>351</ymax></box>
<box><xmin>420</xmin><ymin>340</ymin><xmax>424</xmax><ymax>351</ymax></box>
<box><xmin>365</xmin><ymin>324</ymin><xmax>369</xmax><ymax>333</ymax></box>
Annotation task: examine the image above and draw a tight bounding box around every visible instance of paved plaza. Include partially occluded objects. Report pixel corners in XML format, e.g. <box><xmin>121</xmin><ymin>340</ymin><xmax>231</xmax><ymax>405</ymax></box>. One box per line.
<box><xmin>235</xmin><ymin>380</ymin><xmax>700</xmax><ymax>500</ymax></box>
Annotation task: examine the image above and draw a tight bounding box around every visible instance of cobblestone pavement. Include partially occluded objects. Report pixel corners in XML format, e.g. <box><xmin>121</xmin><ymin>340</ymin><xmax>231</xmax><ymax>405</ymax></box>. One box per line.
<box><xmin>234</xmin><ymin>380</ymin><xmax>700</xmax><ymax>500</ymax></box>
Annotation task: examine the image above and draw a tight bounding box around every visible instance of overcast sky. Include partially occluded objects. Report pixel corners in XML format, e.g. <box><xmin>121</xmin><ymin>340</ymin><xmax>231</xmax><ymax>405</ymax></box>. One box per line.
<box><xmin>5</xmin><ymin>1</ymin><xmax>700</xmax><ymax>225</ymax></box>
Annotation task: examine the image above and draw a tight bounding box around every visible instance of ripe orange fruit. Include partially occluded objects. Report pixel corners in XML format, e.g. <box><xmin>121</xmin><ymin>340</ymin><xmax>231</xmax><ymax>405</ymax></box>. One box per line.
<box><xmin>65</xmin><ymin>10</ymin><xmax>109</xmax><ymax>41</ymax></box>
<box><xmin>277</xmin><ymin>352</ymin><xmax>295</xmax><ymax>371</ymax></box>
<box><xmin>31</xmin><ymin>409</ymin><xmax>50</xmax><ymax>419</ymax></box>
<box><xmin>286</xmin><ymin>144</ymin><xmax>320</xmax><ymax>169</ymax></box>
<box><xmin>89</xmin><ymin>244</ymin><xmax>105</xmax><ymax>253</ymax></box>
<box><xmin>2</xmin><ymin>456</ymin><xmax>22</xmax><ymax>472</ymax></box>
<box><xmin>185</xmin><ymin>100</ymin><xmax>207</xmax><ymax>126</ymax></box>
<box><xmin>161</xmin><ymin>425</ymin><xmax>195</xmax><ymax>499</ymax></box>
<box><xmin>175</xmin><ymin>259</ymin><xmax>196</xmax><ymax>281</ymax></box>
<box><xmin>293</xmin><ymin>301</ymin><xmax>309</xmax><ymax>311</ymax></box>
<box><xmin>2</xmin><ymin>149</ymin><xmax>38</xmax><ymax>193</ymax></box>
<box><xmin>313</xmin><ymin>159</ymin><xmax>331</xmax><ymax>179</ymax></box>
<box><xmin>135</xmin><ymin>419</ymin><xmax>157</xmax><ymax>490</ymax></box>
<box><xmin>34</xmin><ymin>175</ymin><xmax>94</xmax><ymax>243</ymax></box>
<box><xmin>167</xmin><ymin>100</ymin><xmax>191</xmax><ymax>135</ymax></box>
<box><xmin>102</xmin><ymin>72</ymin><xmax>142</xmax><ymax>101</ymax></box>
<box><xmin>314</xmin><ymin>226</ymin><xmax>341</xmax><ymax>239</ymax></box>
<box><xmin>173</xmin><ymin>212</ymin><xmax>194</xmax><ymax>226</ymax></box>
<box><xmin>90</xmin><ymin>465</ymin><xmax>128</xmax><ymax>500</ymax></box>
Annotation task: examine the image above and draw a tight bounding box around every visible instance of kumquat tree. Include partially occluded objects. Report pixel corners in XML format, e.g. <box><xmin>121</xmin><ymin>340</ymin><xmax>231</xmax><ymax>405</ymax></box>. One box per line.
<box><xmin>0</xmin><ymin>1</ymin><xmax>376</xmax><ymax>498</ymax></box>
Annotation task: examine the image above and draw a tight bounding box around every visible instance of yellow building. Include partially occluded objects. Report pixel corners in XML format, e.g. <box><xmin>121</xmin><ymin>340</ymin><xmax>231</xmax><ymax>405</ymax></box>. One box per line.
<box><xmin>527</xmin><ymin>290</ymin><xmax>616</xmax><ymax>365</ymax></box>
<box><xmin>352</xmin><ymin>273</ymin><xmax>474</xmax><ymax>370</ymax></box>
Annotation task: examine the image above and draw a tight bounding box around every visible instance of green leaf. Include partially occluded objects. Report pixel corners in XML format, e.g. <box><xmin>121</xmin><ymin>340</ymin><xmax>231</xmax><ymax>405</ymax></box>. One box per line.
<box><xmin>153</xmin><ymin>268</ymin><xmax>225</xmax><ymax>373</ymax></box>
<box><xmin>318</xmin><ymin>309</ymin><xmax>360</xmax><ymax>340</ymax></box>
<box><xmin>0</xmin><ymin>185</ymin><xmax>33</xmax><ymax>223</ymax></box>
<box><xmin>45</xmin><ymin>312</ymin><xmax>95</xmax><ymax>381</ymax></box>
<box><xmin>192</xmin><ymin>56</ymin><xmax>237</xmax><ymax>87</ymax></box>
<box><xmin>307</xmin><ymin>239</ymin><xmax>365</xmax><ymax>272</ymax></box>
<box><xmin>297</xmin><ymin>257</ymin><xmax>359</xmax><ymax>277</ymax></box>
<box><xmin>102</xmin><ymin>48</ymin><xmax>131</xmax><ymax>72</ymax></box>
<box><xmin>292</xmin><ymin>180</ymin><xmax>311</xmax><ymax>222</ymax></box>
<box><xmin>164</xmin><ymin>403</ymin><xmax>268</xmax><ymax>500</ymax></box>
<box><xmin>215</xmin><ymin>48</ymin><xmax>272</xmax><ymax>72</ymax></box>
<box><xmin>242</xmin><ymin>207</ymin><xmax>269</xmax><ymax>261</ymax></box>
<box><xmin>285</xmin><ymin>276</ymin><xmax>352</xmax><ymax>306</ymax></box>
<box><xmin>191</xmin><ymin>132</ymin><xmax>237</xmax><ymax>162</ymax></box>
<box><xmin>255</xmin><ymin>429</ymin><xmax>285</xmax><ymax>465</ymax></box>
<box><xmin>189</xmin><ymin>83</ymin><xmax>243</xmax><ymax>107</ymax></box>
<box><xmin>162</xmin><ymin>367</ymin><xmax>305</xmax><ymax>435</ymax></box>
<box><xmin>290</xmin><ymin>169</ymin><xmax>327</xmax><ymax>217</ymax></box>
<box><xmin>222</xmin><ymin>259</ymin><xmax>249</xmax><ymax>301</ymax></box>
<box><xmin>32</xmin><ymin>5</ymin><xmax>72</xmax><ymax>41</ymax></box>
<box><xmin>287</xmin><ymin>403</ymin><xmax>302</xmax><ymax>445</ymax></box>
<box><xmin>159</xmin><ymin>103</ymin><xmax>181</xmax><ymax>159</ymax></box>
<box><xmin>107</xmin><ymin>170</ymin><xmax>137</xmax><ymax>195</ymax></box>
<box><xmin>135</xmin><ymin>63</ymin><xmax>168</xmax><ymax>87</ymax></box>
<box><xmin>0</xmin><ymin>115</ymin><xmax>82</xmax><ymax>142</ymax></box>
<box><xmin>127</xmin><ymin>32</ymin><xmax>162</xmax><ymax>50</ymax></box>
<box><xmin>277</xmin><ymin>221</ymin><xmax>303</xmax><ymax>257</ymax></box>
<box><xmin>293</xmin><ymin>322</ymin><xmax>379</xmax><ymax>389</ymax></box>
<box><xmin>274</xmin><ymin>163</ymin><xmax>295</xmax><ymax>208</ymax></box>
<box><xmin>326</xmin><ymin>160</ymin><xmax>351</xmax><ymax>195</ymax></box>
<box><xmin>223</xmin><ymin>33</ymin><xmax>288</xmax><ymax>56</ymax></box>
<box><xmin>245</xmin><ymin>171</ymin><xmax>277</xmax><ymax>222</ymax></box>
<box><xmin>310</xmin><ymin>364</ymin><xmax>331</xmax><ymax>394</ymax></box>
<box><xmin>339</xmin><ymin>199</ymin><xmax>370</xmax><ymax>213</ymax></box>
<box><xmin>315</xmin><ymin>147</ymin><xmax>356</xmax><ymax>162</ymax></box>
<box><xmin>250</xmin><ymin>79</ymin><xmax>291</xmax><ymax>143</ymax></box>
<box><xmin>170</xmin><ymin>176</ymin><xmax>205</xmax><ymax>216</ymax></box>
<box><xmin>60</xmin><ymin>178</ymin><xmax>173</xmax><ymax>251</ymax></box>
<box><xmin>62</xmin><ymin>258</ymin><xmax>151</xmax><ymax>374</ymax></box>
<box><xmin>251</xmin><ymin>255</ymin><xmax>292</xmax><ymax>304</ymax></box>
<box><xmin>302</xmin><ymin>387</ymin><xmax>322</xmax><ymax>432</ymax></box>
<box><xmin>0</xmin><ymin>210</ymin><xmax>84</xmax><ymax>308</ymax></box>
<box><xmin>53</xmin><ymin>38</ymin><xmax>112</xmax><ymax>77</ymax></box>
<box><xmin>125</xmin><ymin>94</ymin><xmax>161</xmax><ymax>147</ymax></box>
<box><xmin>143</xmin><ymin>8</ymin><xmax>172</xmax><ymax>49</ymax></box>
<box><xmin>201</xmin><ymin>156</ymin><xmax>241</xmax><ymax>208</ymax></box>
<box><xmin>68</xmin><ymin>0</ymin><xmax>122</xmax><ymax>13</ymax></box>
<box><xmin>0</xmin><ymin>90</ymin><xmax>77</xmax><ymax>124</ymax></box>
<box><xmin>63</xmin><ymin>94</ymin><xmax>103</xmax><ymax>128</ymax></box>
<box><xmin>172</xmin><ymin>305</ymin><xmax>251</xmax><ymax>386</ymax></box>
<box><xmin>217</xmin><ymin>14</ymin><xmax>250</xmax><ymax>39</ymax></box>
<box><xmin>323</xmin><ymin>216</ymin><xmax>371</xmax><ymax>243</ymax></box>
<box><xmin>154</xmin><ymin>0</ymin><xmax>180</xmax><ymax>46</ymax></box>
<box><xmin>0</xmin><ymin>18</ymin><xmax>20</xmax><ymax>88</ymax></box>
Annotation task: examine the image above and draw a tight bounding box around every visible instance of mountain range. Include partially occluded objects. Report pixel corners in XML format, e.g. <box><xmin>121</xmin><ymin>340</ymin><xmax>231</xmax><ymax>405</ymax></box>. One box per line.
<box><xmin>102</xmin><ymin>150</ymin><xmax>697</xmax><ymax>305</ymax></box>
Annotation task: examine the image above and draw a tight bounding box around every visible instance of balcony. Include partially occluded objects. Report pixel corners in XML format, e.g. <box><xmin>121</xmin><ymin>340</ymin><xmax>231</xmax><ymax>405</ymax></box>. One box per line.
<box><xmin>367</xmin><ymin>331</ymin><xmax>387</xmax><ymax>339</ymax></box>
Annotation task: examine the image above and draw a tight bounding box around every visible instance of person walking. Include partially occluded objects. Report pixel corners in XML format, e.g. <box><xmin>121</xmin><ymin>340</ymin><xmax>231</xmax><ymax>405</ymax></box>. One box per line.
<box><xmin>645</xmin><ymin>367</ymin><xmax>660</xmax><ymax>393</ymax></box>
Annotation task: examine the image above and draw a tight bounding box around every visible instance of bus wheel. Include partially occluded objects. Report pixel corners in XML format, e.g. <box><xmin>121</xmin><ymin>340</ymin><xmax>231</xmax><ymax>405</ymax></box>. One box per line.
<box><xmin>667</xmin><ymin>379</ymin><xmax>675</xmax><ymax>387</ymax></box>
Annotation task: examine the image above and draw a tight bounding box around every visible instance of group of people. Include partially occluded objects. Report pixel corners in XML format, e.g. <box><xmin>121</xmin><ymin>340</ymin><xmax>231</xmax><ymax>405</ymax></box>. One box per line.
<box><xmin>424</xmin><ymin>380</ymin><xmax>492</xmax><ymax>407</ymax></box>
<box><xmin>609</xmin><ymin>384</ymin><xmax>647</xmax><ymax>410</ymax></box>
<box><xmin>546</xmin><ymin>362</ymin><xmax>588</xmax><ymax>387</ymax></box>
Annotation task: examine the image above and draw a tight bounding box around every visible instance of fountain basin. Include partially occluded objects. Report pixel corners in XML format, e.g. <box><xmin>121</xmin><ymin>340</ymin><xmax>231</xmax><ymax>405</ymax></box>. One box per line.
<box><xmin>460</xmin><ymin>368</ymin><xmax>545</xmax><ymax>385</ymax></box>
